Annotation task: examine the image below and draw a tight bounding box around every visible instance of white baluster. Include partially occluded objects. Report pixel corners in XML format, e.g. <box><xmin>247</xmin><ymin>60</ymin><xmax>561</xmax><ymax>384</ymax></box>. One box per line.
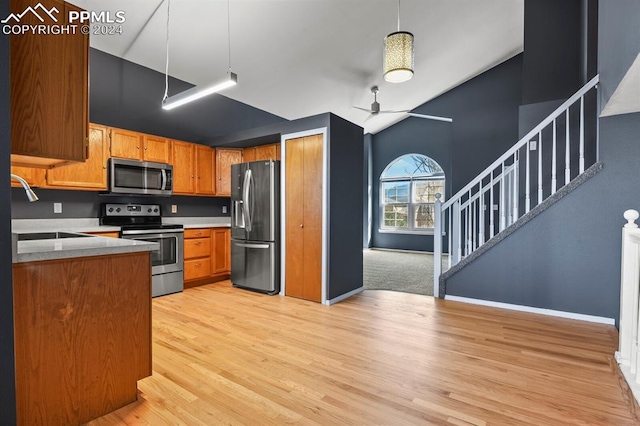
<box><xmin>500</xmin><ymin>164</ymin><xmax>506</xmax><ymax>231</ymax></box>
<box><xmin>552</xmin><ymin>119</ymin><xmax>557</xmax><ymax>194</ymax></box>
<box><xmin>447</xmin><ymin>207</ymin><xmax>452</xmax><ymax>268</ymax></box>
<box><xmin>513</xmin><ymin>152</ymin><xmax>519</xmax><ymax>221</ymax></box>
<box><xmin>538</xmin><ymin>131</ymin><xmax>543</xmax><ymax>205</ymax></box>
<box><xmin>525</xmin><ymin>145</ymin><xmax>531</xmax><ymax>213</ymax></box>
<box><xmin>479</xmin><ymin>181</ymin><xmax>485</xmax><ymax>246</ymax></box>
<box><xmin>453</xmin><ymin>200</ymin><xmax>461</xmax><ymax>264</ymax></box>
<box><xmin>579</xmin><ymin>95</ymin><xmax>585</xmax><ymax>173</ymax></box>
<box><xmin>472</xmin><ymin>198</ymin><xmax>476</xmax><ymax>252</ymax></box>
<box><xmin>466</xmin><ymin>196</ymin><xmax>471</xmax><ymax>256</ymax></box>
<box><xmin>618</xmin><ymin>210</ymin><xmax>640</xmax><ymax>369</ymax></box>
<box><xmin>565</xmin><ymin>108</ymin><xmax>571</xmax><ymax>184</ymax></box>
<box><xmin>433</xmin><ymin>193</ymin><xmax>442</xmax><ymax>298</ymax></box>
<box><xmin>489</xmin><ymin>173</ymin><xmax>494</xmax><ymax>239</ymax></box>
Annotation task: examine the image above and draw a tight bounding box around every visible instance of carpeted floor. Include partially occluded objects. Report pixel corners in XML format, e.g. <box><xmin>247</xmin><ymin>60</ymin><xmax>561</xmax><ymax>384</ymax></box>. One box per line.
<box><xmin>363</xmin><ymin>249</ymin><xmax>447</xmax><ymax>296</ymax></box>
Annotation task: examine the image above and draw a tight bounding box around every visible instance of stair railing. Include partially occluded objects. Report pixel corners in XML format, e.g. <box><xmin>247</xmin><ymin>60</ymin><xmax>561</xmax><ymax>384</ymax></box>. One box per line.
<box><xmin>433</xmin><ymin>75</ymin><xmax>599</xmax><ymax>296</ymax></box>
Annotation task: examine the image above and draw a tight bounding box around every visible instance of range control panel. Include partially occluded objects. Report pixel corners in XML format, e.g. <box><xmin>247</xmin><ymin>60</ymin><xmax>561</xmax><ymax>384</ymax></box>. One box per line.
<box><xmin>103</xmin><ymin>203</ymin><xmax>161</xmax><ymax>217</ymax></box>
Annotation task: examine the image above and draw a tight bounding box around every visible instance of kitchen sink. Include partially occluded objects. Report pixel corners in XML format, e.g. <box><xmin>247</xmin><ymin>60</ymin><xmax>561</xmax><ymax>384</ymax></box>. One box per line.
<box><xmin>16</xmin><ymin>231</ymin><xmax>92</xmax><ymax>241</ymax></box>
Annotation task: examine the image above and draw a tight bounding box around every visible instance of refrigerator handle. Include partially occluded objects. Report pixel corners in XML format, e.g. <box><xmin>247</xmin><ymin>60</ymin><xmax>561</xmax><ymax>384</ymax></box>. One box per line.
<box><xmin>233</xmin><ymin>200</ymin><xmax>244</xmax><ymax>228</ymax></box>
<box><xmin>243</xmin><ymin>169</ymin><xmax>252</xmax><ymax>232</ymax></box>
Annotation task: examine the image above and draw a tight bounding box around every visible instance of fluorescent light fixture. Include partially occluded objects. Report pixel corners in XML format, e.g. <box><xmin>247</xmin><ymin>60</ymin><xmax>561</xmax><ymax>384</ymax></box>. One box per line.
<box><xmin>162</xmin><ymin>72</ymin><xmax>237</xmax><ymax>111</ymax></box>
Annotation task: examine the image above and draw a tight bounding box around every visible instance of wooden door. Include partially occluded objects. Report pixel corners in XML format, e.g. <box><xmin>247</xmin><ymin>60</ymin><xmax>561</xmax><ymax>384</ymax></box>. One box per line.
<box><xmin>254</xmin><ymin>144</ymin><xmax>278</xmax><ymax>161</ymax></box>
<box><xmin>110</xmin><ymin>127</ymin><xmax>142</xmax><ymax>160</ymax></box>
<box><xmin>216</xmin><ymin>149</ymin><xmax>243</xmax><ymax>196</ymax></box>
<box><xmin>285</xmin><ymin>135</ymin><xmax>323</xmax><ymax>302</ymax></box>
<box><xmin>143</xmin><ymin>135</ymin><xmax>170</xmax><ymax>163</ymax></box>
<box><xmin>195</xmin><ymin>145</ymin><xmax>215</xmax><ymax>195</ymax></box>
<box><xmin>212</xmin><ymin>228</ymin><xmax>230</xmax><ymax>273</ymax></box>
<box><xmin>171</xmin><ymin>141</ymin><xmax>195</xmax><ymax>194</ymax></box>
<box><xmin>47</xmin><ymin>124</ymin><xmax>109</xmax><ymax>190</ymax></box>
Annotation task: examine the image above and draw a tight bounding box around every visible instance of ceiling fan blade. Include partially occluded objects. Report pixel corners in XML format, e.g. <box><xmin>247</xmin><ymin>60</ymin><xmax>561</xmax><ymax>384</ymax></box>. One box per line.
<box><xmin>363</xmin><ymin>114</ymin><xmax>374</xmax><ymax>122</ymax></box>
<box><xmin>407</xmin><ymin>113</ymin><xmax>453</xmax><ymax>123</ymax></box>
<box><xmin>379</xmin><ymin>109</ymin><xmax>410</xmax><ymax>114</ymax></box>
<box><xmin>353</xmin><ymin>106</ymin><xmax>372</xmax><ymax>113</ymax></box>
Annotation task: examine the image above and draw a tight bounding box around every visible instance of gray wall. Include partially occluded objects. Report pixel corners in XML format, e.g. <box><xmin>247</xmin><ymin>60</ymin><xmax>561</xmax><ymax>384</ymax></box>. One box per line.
<box><xmin>445</xmin><ymin>0</ymin><xmax>640</xmax><ymax>322</ymax></box>
<box><xmin>370</xmin><ymin>55</ymin><xmax>522</xmax><ymax>251</ymax></box>
<box><xmin>522</xmin><ymin>0</ymin><xmax>582</xmax><ymax>105</ymax></box>
<box><xmin>11</xmin><ymin>188</ymin><xmax>230</xmax><ymax>219</ymax></box>
<box><xmin>328</xmin><ymin>115</ymin><xmax>364</xmax><ymax>299</ymax></box>
<box><xmin>1</xmin><ymin>0</ymin><xmax>17</xmax><ymax>421</ymax></box>
<box><xmin>90</xmin><ymin>49</ymin><xmax>286</xmax><ymax>143</ymax></box>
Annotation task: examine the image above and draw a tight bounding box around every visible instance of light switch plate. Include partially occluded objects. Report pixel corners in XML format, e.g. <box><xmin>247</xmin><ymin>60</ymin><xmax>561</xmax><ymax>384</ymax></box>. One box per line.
<box><xmin>171</xmin><ymin>204</ymin><xmax>178</xmax><ymax>214</ymax></box>
<box><xmin>222</xmin><ymin>206</ymin><xmax>228</xmax><ymax>214</ymax></box>
<box><xmin>53</xmin><ymin>203</ymin><xmax>62</xmax><ymax>214</ymax></box>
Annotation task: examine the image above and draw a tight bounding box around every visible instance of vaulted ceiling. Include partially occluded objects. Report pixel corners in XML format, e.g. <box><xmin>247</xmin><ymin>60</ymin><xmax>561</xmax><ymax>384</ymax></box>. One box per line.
<box><xmin>69</xmin><ymin>0</ymin><xmax>524</xmax><ymax>135</ymax></box>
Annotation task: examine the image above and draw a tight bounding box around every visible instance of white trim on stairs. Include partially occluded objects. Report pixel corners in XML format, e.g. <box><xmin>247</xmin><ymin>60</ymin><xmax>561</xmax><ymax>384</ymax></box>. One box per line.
<box><xmin>444</xmin><ymin>295</ymin><xmax>615</xmax><ymax>325</ymax></box>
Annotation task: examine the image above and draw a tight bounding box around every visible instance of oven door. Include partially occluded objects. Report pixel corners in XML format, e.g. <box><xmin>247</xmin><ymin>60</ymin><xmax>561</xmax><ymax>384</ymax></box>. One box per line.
<box><xmin>121</xmin><ymin>230</ymin><xmax>184</xmax><ymax>275</ymax></box>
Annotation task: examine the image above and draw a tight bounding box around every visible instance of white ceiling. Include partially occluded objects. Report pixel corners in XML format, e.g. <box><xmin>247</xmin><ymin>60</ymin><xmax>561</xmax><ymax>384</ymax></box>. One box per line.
<box><xmin>601</xmin><ymin>53</ymin><xmax>640</xmax><ymax>117</ymax></box>
<box><xmin>69</xmin><ymin>0</ymin><xmax>524</xmax><ymax>135</ymax></box>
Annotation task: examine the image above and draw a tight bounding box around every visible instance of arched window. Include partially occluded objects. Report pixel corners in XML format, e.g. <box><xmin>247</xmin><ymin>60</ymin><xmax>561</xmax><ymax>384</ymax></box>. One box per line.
<box><xmin>380</xmin><ymin>154</ymin><xmax>445</xmax><ymax>232</ymax></box>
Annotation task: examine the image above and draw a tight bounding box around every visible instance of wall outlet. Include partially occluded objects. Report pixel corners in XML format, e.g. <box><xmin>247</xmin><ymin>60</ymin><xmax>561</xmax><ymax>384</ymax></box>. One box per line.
<box><xmin>222</xmin><ymin>205</ymin><xmax>228</xmax><ymax>214</ymax></box>
<box><xmin>493</xmin><ymin>204</ymin><xmax>499</xmax><ymax>211</ymax></box>
<box><xmin>171</xmin><ymin>204</ymin><xmax>178</xmax><ymax>214</ymax></box>
<box><xmin>529</xmin><ymin>140</ymin><xmax>537</xmax><ymax>150</ymax></box>
<box><xmin>53</xmin><ymin>203</ymin><xmax>62</xmax><ymax>214</ymax></box>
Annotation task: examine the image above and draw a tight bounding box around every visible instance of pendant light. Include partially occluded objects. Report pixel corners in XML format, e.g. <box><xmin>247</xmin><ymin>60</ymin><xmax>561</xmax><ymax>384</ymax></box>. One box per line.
<box><xmin>162</xmin><ymin>0</ymin><xmax>237</xmax><ymax>110</ymax></box>
<box><xmin>383</xmin><ymin>0</ymin><xmax>414</xmax><ymax>83</ymax></box>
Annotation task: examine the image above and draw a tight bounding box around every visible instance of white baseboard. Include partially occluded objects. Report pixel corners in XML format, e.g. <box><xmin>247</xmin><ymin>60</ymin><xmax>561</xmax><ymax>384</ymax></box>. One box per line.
<box><xmin>325</xmin><ymin>286</ymin><xmax>364</xmax><ymax>305</ymax></box>
<box><xmin>444</xmin><ymin>295</ymin><xmax>615</xmax><ymax>325</ymax></box>
<box><xmin>616</xmin><ymin>357</ymin><xmax>640</xmax><ymax>404</ymax></box>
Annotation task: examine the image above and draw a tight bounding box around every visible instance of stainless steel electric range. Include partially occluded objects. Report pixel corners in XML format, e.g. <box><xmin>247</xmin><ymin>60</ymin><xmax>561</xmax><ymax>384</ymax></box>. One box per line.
<box><xmin>101</xmin><ymin>203</ymin><xmax>184</xmax><ymax>297</ymax></box>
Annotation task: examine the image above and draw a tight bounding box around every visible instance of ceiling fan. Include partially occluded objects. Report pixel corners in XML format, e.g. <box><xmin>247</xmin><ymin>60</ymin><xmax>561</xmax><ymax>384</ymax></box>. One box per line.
<box><xmin>353</xmin><ymin>86</ymin><xmax>453</xmax><ymax>123</ymax></box>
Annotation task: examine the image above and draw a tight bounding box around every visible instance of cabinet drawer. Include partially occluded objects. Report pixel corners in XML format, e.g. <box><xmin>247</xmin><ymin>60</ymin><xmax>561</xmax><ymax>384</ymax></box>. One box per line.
<box><xmin>185</xmin><ymin>229</ymin><xmax>211</xmax><ymax>239</ymax></box>
<box><xmin>184</xmin><ymin>238</ymin><xmax>211</xmax><ymax>259</ymax></box>
<box><xmin>184</xmin><ymin>258</ymin><xmax>211</xmax><ymax>281</ymax></box>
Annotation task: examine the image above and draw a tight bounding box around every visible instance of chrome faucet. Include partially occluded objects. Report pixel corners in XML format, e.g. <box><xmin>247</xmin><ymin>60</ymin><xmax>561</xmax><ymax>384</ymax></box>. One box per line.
<box><xmin>11</xmin><ymin>174</ymin><xmax>39</xmax><ymax>202</ymax></box>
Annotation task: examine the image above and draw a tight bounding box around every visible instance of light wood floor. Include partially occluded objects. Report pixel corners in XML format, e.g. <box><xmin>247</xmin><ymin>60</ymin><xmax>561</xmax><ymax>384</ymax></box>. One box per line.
<box><xmin>88</xmin><ymin>281</ymin><xmax>638</xmax><ymax>425</ymax></box>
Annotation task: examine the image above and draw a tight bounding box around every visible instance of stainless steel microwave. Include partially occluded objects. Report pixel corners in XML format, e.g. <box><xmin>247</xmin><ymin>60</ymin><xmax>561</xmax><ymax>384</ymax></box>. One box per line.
<box><xmin>109</xmin><ymin>158</ymin><xmax>173</xmax><ymax>196</ymax></box>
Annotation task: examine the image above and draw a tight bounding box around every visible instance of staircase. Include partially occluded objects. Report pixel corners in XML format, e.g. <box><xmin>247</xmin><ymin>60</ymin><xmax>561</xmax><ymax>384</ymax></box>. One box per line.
<box><xmin>433</xmin><ymin>75</ymin><xmax>600</xmax><ymax>297</ymax></box>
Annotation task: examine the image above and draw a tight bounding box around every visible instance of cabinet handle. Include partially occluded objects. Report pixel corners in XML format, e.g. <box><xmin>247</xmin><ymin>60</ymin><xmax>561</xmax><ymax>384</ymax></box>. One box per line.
<box><xmin>300</xmin><ymin>224</ymin><xmax>304</xmax><ymax>228</ymax></box>
<box><xmin>136</xmin><ymin>146</ymin><xmax>140</xmax><ymax>149</ymax></box>
<box><xmin>194</xmin><ymin>241</ymin><xmax>201</xmax><ymax>245</ymax></box>
<box><xmin>144</xmin><ymin>146</ymin><xmax>148</xmax><ymax>150</ymax></box>
<box><xmin>195</xmin><ymin>263</ymin><xmax>201</xmax><ymax>267</ymax></box>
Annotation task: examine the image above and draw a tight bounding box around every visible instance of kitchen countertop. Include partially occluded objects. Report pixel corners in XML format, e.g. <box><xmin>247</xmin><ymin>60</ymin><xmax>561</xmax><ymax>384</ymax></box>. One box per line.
<box><xmin>12</xmin><ymin>218</ymin><xmax>120</xmax><ymax>233</ymax></box>
<box><xmin>163</xmin><ymin>217</ymin><xmax>231</xmax><ymax>228</ymax></box>
<box><xmin>13</xmin><ymin>233</ymin><xmax>158</xmax><ymax>264</ymax></box>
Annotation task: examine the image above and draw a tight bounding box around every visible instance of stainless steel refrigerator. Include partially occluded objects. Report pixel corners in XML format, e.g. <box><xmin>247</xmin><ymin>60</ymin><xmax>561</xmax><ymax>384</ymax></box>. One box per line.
<box><xmin>230</xmin><ymin>160</ymin><xmax>280</xmax><ymax>294</ymax></box>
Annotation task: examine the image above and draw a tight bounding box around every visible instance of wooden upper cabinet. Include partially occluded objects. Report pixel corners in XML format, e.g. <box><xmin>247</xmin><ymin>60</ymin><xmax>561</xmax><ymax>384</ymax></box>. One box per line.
<box><xmin>10</xmin><ymin>0</ymin><xmax>89</xmax><ymax>168</ymax></box>
<box><xmin>216</xmin><ymin>149</ymin><xmax>243</xmax><ymax>196</ymax></box>
<box><xmin>46</xmin><ymin>124</ymin><xmax>109</xmax><ymax>190</ymax></box>
<box><xmin>171</xmin><ymin>141</ymin><xmax>195</xmax><ymax>194</ymax></box>
<box><xmin>109</xmin><ymin>127</ymin><xmax>142</xmax><ymax>160</ymax></box>
<box><xmin>195</xmin><ymin>146</ymin><xmax>216</xmax><ymax>195</ymax></box>
<box><xmin>143</xmin><ymin>135</ymin><xmax>170</xmax><ymax>163</ymax></box>
<box><xmin>254</xmin><ymin>144</ymin><xmax>278</xmax><ymax>161</ymax></box>
<box><xmin>243</xmin><ymin>148</ymin><xmax>256</xmax><ymax>163</ymax></box>
<box><xmin>10</xmin><ymin>166</ymin><xmax>46</xmax><ymax>188</ymax></box>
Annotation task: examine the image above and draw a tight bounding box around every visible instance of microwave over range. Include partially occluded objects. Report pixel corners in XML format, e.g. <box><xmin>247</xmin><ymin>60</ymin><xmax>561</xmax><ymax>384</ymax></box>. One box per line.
<box><xmin>109</xmin><ymin>158</ymin><xmax>173</xmax><ymax>196</ymax></box>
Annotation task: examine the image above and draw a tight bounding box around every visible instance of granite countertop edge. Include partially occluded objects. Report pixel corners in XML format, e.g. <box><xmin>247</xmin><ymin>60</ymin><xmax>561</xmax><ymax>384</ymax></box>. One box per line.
<box><xmin>13</xmin><ymin>237</ymin><xmax>158</xmax><ymax>264</ymax></box>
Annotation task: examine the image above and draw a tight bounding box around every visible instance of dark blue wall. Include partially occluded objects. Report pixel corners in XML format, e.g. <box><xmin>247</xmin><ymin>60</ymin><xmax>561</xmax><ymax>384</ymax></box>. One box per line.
<box><xmin>1</xmin><ymin>0</ymin><xmax>17</xmax><ymax>421</ymax></box>
<box><xmin>328</xmin><ymin>115</ymin><xmax>364</xmax><ymax>299</ymax></box>
<box><xmin>370</xmin><ymin>55</ymin><xmax>523</xmax><ymax>251</ymax></box>
<box><xmin>11</xmin><ymin>188</ymin><xmax>230</xmax><ymax>219</ymax></box>
<box><xmin>445</xmin><ymin>0</ymin><xmax>640</xmax><ymax>322</ymax></box>
<box><xmin>522</xmin><ymin>0</ymin><xmax>582</xmax><ymax>105</ymax></box>
<box><xmin>90</xmin><ymin>49</ymin><xmax>286</xmax><ymax>143</ymax></box>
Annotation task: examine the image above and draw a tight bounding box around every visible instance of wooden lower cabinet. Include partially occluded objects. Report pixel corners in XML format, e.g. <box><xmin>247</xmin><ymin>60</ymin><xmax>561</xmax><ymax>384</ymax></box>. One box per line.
<box><xmin>184</xmin><ymin>227</ymin><xmax>231</xmax><ymax>288</ymax></box>
<box><xmin>285</xmin><ymin>134</ymin><xmax>323</xmax><ymax>303</ymax></box>
<box><xmin>13</xmin><ymin>252</ymin><xmax>152</xmax><ymax>426</ymax></box>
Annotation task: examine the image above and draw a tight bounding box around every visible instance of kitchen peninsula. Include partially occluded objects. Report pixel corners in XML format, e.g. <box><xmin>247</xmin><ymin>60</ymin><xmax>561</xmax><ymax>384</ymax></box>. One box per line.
<box><xmin>12</xmin><ymin>234</ymin><xmax>157</xmax><ymax>425</ymax></box>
